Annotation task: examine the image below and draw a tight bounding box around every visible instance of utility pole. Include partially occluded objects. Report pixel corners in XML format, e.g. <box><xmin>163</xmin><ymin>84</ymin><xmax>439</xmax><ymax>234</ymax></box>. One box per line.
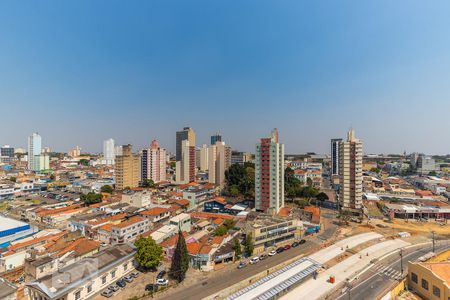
<box><xmin>400</xmin><ymin>248</ymin><xmax>403</xmax><ymax>275</ymax></box>
<box><xmin>432</xmin><ymin>231</ymin><xmax>436</xmax><ymax>253</ymax></box>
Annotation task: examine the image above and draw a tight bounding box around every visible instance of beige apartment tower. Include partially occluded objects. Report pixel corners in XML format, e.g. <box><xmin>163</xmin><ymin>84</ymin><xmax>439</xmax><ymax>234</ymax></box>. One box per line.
<box><xmin>115</xmin><ymin>144</ymin><xmax>140</xmax><ymax>190</ymax></box>
<box><xmin>338</xmin><ymin>129</ymin><xmax>363</xmax><ymax>212</ymax></box>
<box><xmin>176</xmin><ymin>127</ymin><xmax>196</xmax><ymax>161</ymax></box>
<box><xmin>208</xmin><ymin>141</ymin><xmax>231</xmax><ymax>188</ymax></box>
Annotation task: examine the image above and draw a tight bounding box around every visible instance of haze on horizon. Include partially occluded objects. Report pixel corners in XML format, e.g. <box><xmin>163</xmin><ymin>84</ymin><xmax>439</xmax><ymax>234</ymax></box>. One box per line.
<box><xmin>1</xmin><ymin>1</ymin><xmax>450</xmax><ymax>155</ymax></box>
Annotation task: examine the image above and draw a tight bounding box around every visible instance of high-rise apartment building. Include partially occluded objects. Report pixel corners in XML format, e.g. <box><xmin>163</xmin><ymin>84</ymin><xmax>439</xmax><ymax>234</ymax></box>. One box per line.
<box><xmin>331</xmin><ymin>138</ymin><xmax>342</xmax><ymax>176</ymax></box>
<box><xmin>115</xmin><ymin>144</ymin><xmax>140</xmax><ymax>190</ymax></box>
<box><xmin>68</xmin><ymin>146</ymin><xmax>81</xmax><ymax>158</ymax></box>
<box><xmin>0</xmin><ymin>145</ymin><xmax>15</xmax><ymax>163</ymax></box>
<box><xmin>210</xmin><ymin>133</ymin><xmax>222</xmax><ymax>146</ymax></box>
<box><xmin>176</xmin><ymin>127</ymin><xmax>195</xmax><ymax>161</ymax></box>
<box><xmin>141</xmin><ymin>140</ymin><xmax>167</xmax><ymax>183</ymax></box>
<box><xmin>255</xmin><ymin>129</ymin><xmax>284</xmax><ymax>214</ymax></box>
<box><xmin>175</xmin><ymin>140</ymin><xmax>195</xmax><ymax>184</ymax></box>
<box><xmin>208</xmin><ymin>141</ymin><xmax>231</xmax><ymax>188</ymax></box>
<box><xmin>199</xmin><ymin>144</ymin><xmax>209</xmax><ymax>171</ymax></box>
<box><xmin>338</xmin><ymin>129</ymin><xmax>363</xmax><ymax>211</ymax></box>
<box><xmin>103</xmin><ymin>139</ymin><xmax>115</xmax><ymax>165</ymax></box>
<box><xmin>27</xmin><ymin>133</ymin><xmax>42</xmax><ymax>170</ymax></box>
<box><xmin>231</xmin><ymin>151</ymin><xmax>252</xmax><ymax>165</ymax></box>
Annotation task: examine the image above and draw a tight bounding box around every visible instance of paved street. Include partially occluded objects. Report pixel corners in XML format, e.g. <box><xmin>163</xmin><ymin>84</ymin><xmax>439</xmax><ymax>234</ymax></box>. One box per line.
<box><xmin>155</xmin><ymin>240</ymin><xmax>318</xmax><ymax>300</ymax></box>
<box><xmin>336</xmin><ymin>242</ymin><xmax>450</xmax><ymax>300</ymax></box>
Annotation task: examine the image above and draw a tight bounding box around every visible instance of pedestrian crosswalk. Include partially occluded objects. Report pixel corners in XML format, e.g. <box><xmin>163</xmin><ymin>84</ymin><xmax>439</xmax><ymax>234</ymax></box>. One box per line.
<box><xmin>372</xmin><ymin>263</ymin><xmax>404</xmax><ymax>280</ymax></box>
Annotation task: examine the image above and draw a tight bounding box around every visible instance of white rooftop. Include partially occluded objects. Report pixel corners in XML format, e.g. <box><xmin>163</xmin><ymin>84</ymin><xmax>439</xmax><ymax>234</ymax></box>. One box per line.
<box><xmin>0</xmin><ymin>216</ymin><xmax>28</xmax><ymax>232</ymax></box>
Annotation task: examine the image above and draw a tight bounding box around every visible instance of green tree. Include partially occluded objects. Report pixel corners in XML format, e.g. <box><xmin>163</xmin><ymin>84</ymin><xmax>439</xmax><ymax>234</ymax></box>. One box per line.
<box><xmin>49</xmin><ymin>174</ymin><xmax>55</xmax><ymax>181</ymax></box>
<box><xmin>80</xmin><ymin>192</ymin><xmax>102</xmax><ymax>206</ymax></box>
<box><xmin>244</xmin><ymin>233</ymin><xmax>254</xmax><ymax>256</ymax></box>
<box><xmin>79</xmin><ymin>159</ymin><xmax>90</xmax><ymax>166</ymax></box>
<box><xmin>229</xmin><ymin>185</ymin><xmax>240</xmax><ymax>197</ymax></box>
<box><xmin>214</xmin><ymin>225</ymin><xmax>228</xmax><ymax>236</ymax></box>
<box><xmin>316</xmin><ymin>192</ymin><xmax>329</xmax><ymax>201</ymax></box>
<box><xmin>294</xmin><ymin>198</ymin><xmax>310</xmax><ymax>208</ymax></box>
<box><xmin>232</xmin><ymin>237</ymin><xmax>242</xmax><ymax>258</ymax></box>
<box><xmin>9</xmin><ymin>177</ymin><xmax>16</xmax><ymax>183</ymax></box>
<box><xmin>142</xmin><ymin>179</ymin><xmax>156</xmax><ymax>188</ymax></box>
<box><xmin>170</xmin><ymin>230</ymin><xmax>189</xmax><ymax>282</ymax></box>
<box><xmin>224</xmin><ymin>163</ymin><xmax>255</xmax><ymax>198</ymax></box>
<box><xmin>284</xmin><ymin>167</ymin><xmax>304</xmax><ymax>200</ymax></box>
<box><xmin>223</xmin><ymin>219</ymin><xmax>236</xmax><ymax>230</ymax></box>
<box><xmin>100</xmin><ymin>185</ymin><xmax>113</xmax><ymax>194</ymax></box>
<box><xmin>306</xmin><ymin>177</ymin><xmax>313</xmax><ymax>187</ymax></box>
<box><xmin>134</xmin><ymin>236</ymin><xmax>163</xmax><ymax>270</ymax></box>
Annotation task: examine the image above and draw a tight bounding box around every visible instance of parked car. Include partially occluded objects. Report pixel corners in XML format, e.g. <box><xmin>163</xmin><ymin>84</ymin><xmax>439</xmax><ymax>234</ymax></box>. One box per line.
<box><xmin>259</xmin><ymin>254</ymin><xmax>268</xmax><ymax>260</ymax></box>
<box><xmin>108</xmin><ymin>285</ymin><xmax>119</xmax><ymax>292</ymax></box>
<box><xmin>283</xmin><ymin>244</ymin><xmax>291</xmax><ymax>250</ymax></box>
<box><xmin>299</xmin><ymin>239</ymin><xmax>306</xmax><ymax>244</ymax></box>
<box><xmin>124</xmin><ymin>275</ymin><xmax>134</xmax><ymax>283</ymax></box>
<box><xmin>249</xmin><ymin>257</ymin><xmax>260</xmax><ymax>264</ymax></box>
<box><xmin>291</xmin><ymin>242</ymin><xmax>299</xmax><ymax>248</ymax></box>
<box><xmin>116</xmin><ymin>279</ymin><xmax>126</xmax><ymax>288</ymax></box>
<box><xmin>101</xmin><ymin>290</ymin><xmax>114</xmax><ymax>298</ymax></box>
<box><xmin>130</xmin><ymin>271</ymin><xmax>140</xmax><ymax>278</ymax></box>
<box><xmin>145</xmin><ymin>284</ymin><xmax>157</xmax><ymax>292</ymax></box>
<box><xmin>156</xmin><ymin>270</ymin><xmax>166</xmax><ymax>279</ymax></box>
<box><xmin>237</xmin><ymin>261</ymin><xmax>247</xmax><ymax>269</ymax></box>
<box><xmin>276</xmin><ymin>247</ymin><xmax>285</xmax><ymax>253</ymax></box>
<box><xmin>156</xmin><ymin>278</ymin><xmax>169</xmax><ymax>286</ymax></box>
<box><xmin>269</xmin><ymin>250</ymin><xmax>277</xmax><ymax>256</ymax></box>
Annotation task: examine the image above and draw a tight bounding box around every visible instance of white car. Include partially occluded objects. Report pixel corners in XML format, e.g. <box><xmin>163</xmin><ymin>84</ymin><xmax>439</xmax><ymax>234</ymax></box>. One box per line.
<box><xmin>156</xmin><ymin>278</ymin><xmax>169</xmax><ymax>286</ymax></box>
<box><xmin>249</xmin><ymin>257</ymin><xmax>260</xmax><ymax>264</ymax></box>
<box><xmin>268</xmin><ymin>250</ymin><xmax>277</xmax><ymax>256</ymax></box>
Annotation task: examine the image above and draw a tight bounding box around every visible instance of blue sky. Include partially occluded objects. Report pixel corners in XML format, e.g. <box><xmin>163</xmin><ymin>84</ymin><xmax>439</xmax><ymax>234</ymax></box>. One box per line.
<box><xmin>1</xmin><ymin>1</ymin><xmax>450</xmax><ymax>154</ymax></box>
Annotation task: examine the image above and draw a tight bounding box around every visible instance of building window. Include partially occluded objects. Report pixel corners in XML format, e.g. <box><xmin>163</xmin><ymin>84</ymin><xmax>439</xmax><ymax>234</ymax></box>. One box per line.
<box><xmin>411</xmin><ymin>272</ymin><xmax>418</xmax><ymax>283</ymax></box>
<box><xmin>111</xmin><ymin>270</ymin><xmax>116</xmax><ymax>278</ymax></box>
<box><xmin>102</xmin><ymin>276</ymin><xmax>107</xmax><ymax>284</ymax></box>
<box><xmin>75</xmin><ymin>291</ymin><xmax>81</xmax><ymax>300</ymax></box>
<box><xmin>421</xmin><ymin>278</ymin><xmax>428</xmax><ymax>290</ymax></box>
<box><xmin>87</xmin><ymin>285</ymin><xmax>92</xmax><ymax>293</ymax></box>
<box><xmin>433</xmin><ymin>286</ymin><xmax>440</xmax><ymax>297</ymax></box>
<box><xmin>124</xmin><ymin>263</ymin><xmax>128</xmax><ymax>271</ymax></box>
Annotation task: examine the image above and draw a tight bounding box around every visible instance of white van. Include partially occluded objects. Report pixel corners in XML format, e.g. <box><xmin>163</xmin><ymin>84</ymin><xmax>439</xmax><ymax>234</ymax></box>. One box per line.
<box><xmin>250</xmin><ymin>257</ymin><xmax>260</xmax><ymax>264</ymax></box>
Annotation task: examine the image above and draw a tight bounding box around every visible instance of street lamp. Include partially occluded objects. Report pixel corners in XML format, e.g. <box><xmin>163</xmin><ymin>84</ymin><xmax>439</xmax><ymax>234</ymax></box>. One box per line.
<box><xmin>399</xmin><ymin>248</ymin><xmax>403</xmax><ymax>275</ymax></box>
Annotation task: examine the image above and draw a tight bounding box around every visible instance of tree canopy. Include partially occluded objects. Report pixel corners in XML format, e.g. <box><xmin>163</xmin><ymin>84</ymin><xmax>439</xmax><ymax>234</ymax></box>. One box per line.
<box><xmin>134</xmin><ymin>236</ymin><xmax>163</xmax><ymax>270</ymax></box>
<box><xmin>214</xmin><ymin>225</ymin><xmax>228</xmax><ymax>236</ymax></box>
<box><xmin>100</xmin><ymin>185</ymin><xmax>113</xmax><ymax>194</ymax></box>
<box><xmin>142</xmin><ymin>179</ymin><xmax>156</xmax><ymax>188</ymax></box>
<box><xmin>244</xmin><ymin>233</ymin><xmax>254</xmax><ymax>256</ymax></box>
<box><xmin>80</xmin><ymin>192</ymin><xmax>102</xmax><ymax>206</ymax></box>
<box><xmin>224</xmin><ymin>163</ymin><xmax>255</xmax><ymax>198</ymax></box>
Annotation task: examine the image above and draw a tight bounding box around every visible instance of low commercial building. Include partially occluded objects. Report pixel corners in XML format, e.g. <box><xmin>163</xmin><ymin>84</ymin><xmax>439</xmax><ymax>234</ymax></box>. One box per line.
<box><xmin>121</xmin><ymin>190</ymin><xmax>151</xmax><ymax>208</ymax></box>
<box><xmin>107</xmin><ymin>216</ymin><xmax>150</xmax><ymax>245</ymax></box>
<box><xmin>26</xmin><ymin>244</ymin><xmax>136</xmax><ymax>300</ymax></box>
<box><xmin>245</xmin><ymin>215</ymin><xmax>304</xmax><ymax>254</ymax></box>
<box><xmin>408</xmin><ymin>260</ymin><xmax>450</xmax><ymax>300</ymax></box>
<box><xmin>169</xmin><ymin>213</ymin><xmax>191</xmax><ymax>232</ymax></box>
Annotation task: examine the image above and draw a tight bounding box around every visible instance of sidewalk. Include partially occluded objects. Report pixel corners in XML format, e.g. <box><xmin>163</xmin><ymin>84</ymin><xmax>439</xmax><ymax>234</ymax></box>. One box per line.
<box><xmin>280</xmin><ymin>239</ymin><xmax>410</xmax><ymax>300</ymax></box>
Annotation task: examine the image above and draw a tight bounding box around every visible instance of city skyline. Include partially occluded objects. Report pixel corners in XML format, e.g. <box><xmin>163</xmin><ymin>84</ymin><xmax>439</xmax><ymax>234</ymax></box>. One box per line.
<box><xmin>2</xmin><ymin>1</ymin><xmax>450</xmax><ymax>154</ymax></box>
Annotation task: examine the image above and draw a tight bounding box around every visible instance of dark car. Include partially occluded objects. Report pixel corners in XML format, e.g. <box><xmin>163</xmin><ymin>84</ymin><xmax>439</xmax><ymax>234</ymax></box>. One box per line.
<box><xmin>237</xmin><ymin>262</ymin><xmax>247</xmax><ymax>269</ymax></box>
<box><xmin>145</xmin><ymin>284</ymin><xmax>157</xmax><ymax>292</ymax></box>
<box><xmin>116</xmin><ymin>279</ymin><xmax>126</xmax><ymax>288</ymax></box>
<box><xmin>291</xmin><ymin>242</ymin><xmax>299</xmax><ymax>248</ymax></box>
<box><xmin>276</xmin><ymin>247</ymin><xmax>285</xmax><ymax>253</ymax></box>
<box><xmin>299</xmin><ymin>239</ymin><xmax>306</xmax><ymax>244</ymax></box>
<box><xmin>259</xmin><ymin>254</ymin><xmax>268</xmax><ymax>260</ymax></box>
<box><xmin>156</xmin><ymin>270</ymin><xmax>166</xmax><ymax>279</ymax></box>
<box><xmin>283</xmin><ymin>244</ymin><xmax>291</xmax><ymax>250</ymax></box>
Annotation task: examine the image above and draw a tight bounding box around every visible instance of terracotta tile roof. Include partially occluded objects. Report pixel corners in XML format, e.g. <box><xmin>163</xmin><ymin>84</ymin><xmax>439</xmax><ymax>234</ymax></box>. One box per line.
<box><xmin>114</xmin><ymin>216</ymin><xmax>145</xmax><ymax>229</ymax></box>
<box><xmin>56</xmin><ymin>238</ymin><xmax>100</xmax><ymax>257</ymax></box>
<box><xmin>422</xmin><ymin>262</ymin><xmax>450</xmax><ymax>284</ymax></box>
<box><xmin>160</xmin><ymin>232</ymin><xmax>188</xmax><ymax>248</ymax></box>
<box><xmin>214</xmin><ymin>197</ymin><xmax>226</xmax><ymax>204</ymax></box>
<box><xmin>190</xmin><ymin>212</ymin><xmax>234</xmax><ymax>220</ymax></box>
<box><xmin>9</xmin><ymin>232</ymin><xmax>65</xmax><ymax>251</ymax></box>
<box><xmin>212</xmin><ymin>218</ymin><xmax>224</xmax><ymax>225</ymax></box>
<box><xmin>87</xmin><ymin>213</ymin><xmax>127</xmax><ymax>226</ymax></box>
<box><xmin>98</xmin><ymin>223</ymin><xmax>113</xmax><ymax>232</ymax></box>
<box><xmin>211</xmin><ymin>235</ymin><xmax>225</xmax><ymax>245</ymax></box>
<box><xmin>277</xmin><ymin>207</ymin><xmax>292</xmax><ymax>217</ymax></box>
<box><xmin>187</xmin><ymin>242</ymin><xmax>201</xmax><ymax>255</ymax></box>
<box><xmin>415</xmin><ymin>190</ymin><xmax>433</xmax><ymax>197</ymax></box>
<box><xmin>174</xmin><ymin>199</ymin><xmax>190</xmax><ymax>206</ymax></box>
<box><xmin>199</xmin><ymin>245</ymin><xmax>212</xmax><ymax>255</ymax></box>
<box><xmin>37</xmin><ymin>204</ymin><xmax>82</xmax><ymax>217</ymax></box>
<box><xmin>141</xmin><ymin>207</ymin><xmax>170</xmax><ymax>216</ymax></box>
<box><xmin>202</xmin><ymin>183</ymin><xmax>215</xmax><ymax>189</ymax></box>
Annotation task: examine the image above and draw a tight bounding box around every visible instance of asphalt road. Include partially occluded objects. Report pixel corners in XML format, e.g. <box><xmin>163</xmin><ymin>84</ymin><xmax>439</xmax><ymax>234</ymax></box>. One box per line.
<box><xmin>156</xmin><ymin>240</ymin><xmax>318</xmax><ymax>300</ymax></box>
<box><xmin>336</xmin><ymin>242</ymin><xmax>450</xmax><ymax>300</ymax></box>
